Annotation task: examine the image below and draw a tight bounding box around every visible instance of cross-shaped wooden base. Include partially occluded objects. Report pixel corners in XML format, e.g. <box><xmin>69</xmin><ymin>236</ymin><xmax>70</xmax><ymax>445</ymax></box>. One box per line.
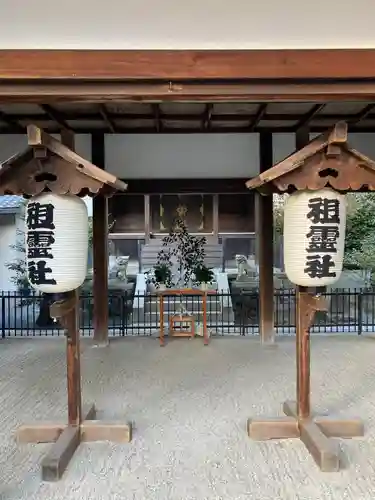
<box><xmin>14</xmin><ymin>289</ymin><xmax>132</xmax><ymax>482</ymax></box>
<box><xmin>248</xmin><ymin>287</ymin><xmax>365</xmax><ymax>472</ymax></box>
<box><xmin>248</xmin><ymin>400</ymin><xmax>364</xmax><ymax>472</ymax></box>
<box><xmin>17</xmin><ymin>404</ymin><xmax>132</xmax><ymax>481</ymax></box>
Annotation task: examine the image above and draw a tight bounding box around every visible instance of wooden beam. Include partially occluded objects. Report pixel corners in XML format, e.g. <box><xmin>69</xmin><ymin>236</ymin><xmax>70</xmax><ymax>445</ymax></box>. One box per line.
<box><xmin>349</xmin><ymin>103</ymin><xmax>375</xmax><ymax>125</ymax></box>
<box><xmin>41</xmin><ymin>104</ymin><xmax>72</xmax><ymax>131</ymax></box>
<box><xmin>98</xmin><ymin>104</ymin><xmax>116</xmax><ymax>133</ymax></box>
<box><xmin>256</xmin><ymin>133</ymin><xmax>274</xmax><ymax>344</ymax></box>
<box><xmin>152</xmin><ymin>104</ymin><xmax>162</xmax><ymax>132</ymax></box>
<box><xmin>203</xmin><ymin>104</ymin><xmax>213</xmax><ymax>130</ymax></box>
<box><xmin>41</xmin><ymin>425</ymin><xmax>81</xmax><ymax>482</ymax></box>
<box><xmin>294</xmin><ymin>104</ymin><xmax>326</xmax><ymax>131</ymax></box>
<box><xmin>91</xmin><ymin>132</ymin><xmax>109</xmax><ymax>346</ymax></box>
<box><xmin>144</xmin><ymin>194</ymin><xmax>151</xmax><ymax>242</ymax></box>
<box><xmin>2</xmin><ymin>81</ymin><xmax>375</xmax><ymax>104</ymax></box>
<box><xmin>5</xmin><ymin>111</ymin><xmax>375</xmax><ymax>124</ymax></box>
<box><xmin>124</xmin><ymin>178</ymin><xmax>250</xmax><ymax>194</ymax></box>
<box><xmin>0</xmin><ymin>110</ymin><xmax>25</xmax><ymax>132</ymax></box>
<box><xmin>249</xmin><ymin>104</ymin><xmax>267</xmax><ymax>131</ymax></box>
<box><xmin>2</xmin><ymin>50</ymin><xmax>375</xmax><ymax>80</ymax></box>
<box><xmin>2</xmin><ymin>124</ymin><xmax>375</xmax><ymax>135</ymax></box>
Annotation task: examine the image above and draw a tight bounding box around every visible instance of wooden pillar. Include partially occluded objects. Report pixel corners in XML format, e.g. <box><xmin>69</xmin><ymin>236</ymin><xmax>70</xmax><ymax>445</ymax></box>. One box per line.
<box><xmin>60</xmin><ymin>130</ymin><xmax>82</xmax><ymax>425</ymax></box>
<box><xmin>91</xmin><ymin>133</ymin><xmax>109</xmax><ymax>346</ymax></box>
<box><xmin>256</xmin><ymin>133</ymin><xmax>274</xmax><ymax>344</ymax></box>
<box><xmin>295</xmin><ymin>128</ymin><xmax>311</xmax><ymax>418</ymax></box>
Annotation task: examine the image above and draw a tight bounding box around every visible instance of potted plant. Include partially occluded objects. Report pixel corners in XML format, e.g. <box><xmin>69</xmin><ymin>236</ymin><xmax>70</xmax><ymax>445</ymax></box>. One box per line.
<box><xmin>193</xmin><ymin>264</ymin><xmax>214</xmax><ymax>290</ymax></box>
<box><xmin>152</xmin><ymin>263</ymin><xmax>172</xmax><ymax>290</ymax></box>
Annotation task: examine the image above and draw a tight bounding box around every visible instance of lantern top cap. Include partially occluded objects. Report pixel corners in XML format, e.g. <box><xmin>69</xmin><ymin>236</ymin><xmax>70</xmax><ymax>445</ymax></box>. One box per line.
<box><xmin>0</xmin><ymin>124</ymin><xmax>127</xmax><ymax>197</ymax></box>
<box><xmin>246</xmin><ymin>121</ymin><xmax>375</xmax><ymax>194</ymax></box>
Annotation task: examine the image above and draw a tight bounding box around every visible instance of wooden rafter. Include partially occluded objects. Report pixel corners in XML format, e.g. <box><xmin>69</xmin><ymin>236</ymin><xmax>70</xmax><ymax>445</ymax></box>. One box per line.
<box><xmin>5</xmin><ymin>111</ymin><xmax>375</xmax><ymax>124</ymax></box>
<box><xmin>152</xmin><ymin>104</ymin><xmax>162</xmax><ymax>132</ymax></box>
<box><xmin>249</xmin><ymin>104</ymin><xmax>268</xmax><ymax>131</ymax></box>
<box><xmin>40</xmin><ymin>104</ymin><xmax>72</xmax><ymax>131</ymax></box>
<box><xmin>203</xmin><ymin>104</ymin><xmax>213</xmax><ymax>130</ymax></box>
<box><xmin>98</xmin><ymin>104</ymin><xmax>116</xmax><ymax>133</ymax></box>
<box><xmin>349</xmin><ymin>103</ymin><xmax>375</xmax><ymax>125</ymax></box>
<box><xmin>0</xmin><ymin>110</ymin><xmax>25</xmax><ymax>132</ymax></box>
<box><xmin>294</xmin><ymin>104</ymin><xmax>326</xmax><ymax>131</ymax></box>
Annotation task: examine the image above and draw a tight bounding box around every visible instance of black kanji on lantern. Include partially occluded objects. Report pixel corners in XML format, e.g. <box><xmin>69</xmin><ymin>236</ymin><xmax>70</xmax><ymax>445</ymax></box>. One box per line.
<box><xmin>304</xmin><ymin>254</ymin><xmax>336</xmax><ymax>279</ymax></box>
<box><xmin>27</xmin><ymin>247</ymin><xmax>53</xmax><ymax>259</ymax></box>
<box><xmin>26</xmin><ymin>202</ymin><xmax>55</xmax><ymax>230</ymax></box>
<box><xmin>28</xmin><ymin>261</ymin><xmax>57</xmax><ymax>285</ymax></box>
<box><xmin>305</xmin><ymin>226</ymin><xmax>339</xmax><ymax>253</ymax></box>
<box><xmin>27</xmin><ymin>231</ymin><xmax>55</xmax><ymax>248</ymax></box>
<box><xmin>307</xmin><ymin>197</ymin><xmax>340</xmax><ymax>224</ymax></box>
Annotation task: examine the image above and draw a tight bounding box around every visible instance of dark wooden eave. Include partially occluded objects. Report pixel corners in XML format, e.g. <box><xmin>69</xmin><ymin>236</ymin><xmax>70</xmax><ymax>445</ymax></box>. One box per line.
<box><xmin>0</xmin><ymin>124</ymin><xmax>127</xmax><ymax>197</ymax></box>
<box><xmin>246</xmin><ymin>121</ymin><xmax>375</xmax><ymax>194</ymax></box>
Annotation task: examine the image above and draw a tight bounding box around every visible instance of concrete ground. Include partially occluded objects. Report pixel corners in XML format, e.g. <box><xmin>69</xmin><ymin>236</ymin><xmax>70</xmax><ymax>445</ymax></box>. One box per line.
<box><xmin>1</xmin><ymin>336</ymin><xmax>375</xmax><ymax>500</ymax></box>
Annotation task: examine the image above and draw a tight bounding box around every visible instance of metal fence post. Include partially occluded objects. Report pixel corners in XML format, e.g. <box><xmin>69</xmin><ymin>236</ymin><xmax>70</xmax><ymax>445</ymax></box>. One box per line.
<box><xmin>1</xmin><ymin>295</ymin><xmax>5</xmax><ymax>339</ymax></box>
<box><xmin>358</xmin><ymin>291</ymin><xmax>363</xmax><ymax>335</ymax></box>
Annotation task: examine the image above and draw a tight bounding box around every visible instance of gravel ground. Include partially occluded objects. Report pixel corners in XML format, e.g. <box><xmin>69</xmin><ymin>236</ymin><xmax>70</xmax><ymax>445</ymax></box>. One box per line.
<box><xmin>1</xmin><ymin>335</ymin><xmax>375</xmax><ymax>500</ymax></box>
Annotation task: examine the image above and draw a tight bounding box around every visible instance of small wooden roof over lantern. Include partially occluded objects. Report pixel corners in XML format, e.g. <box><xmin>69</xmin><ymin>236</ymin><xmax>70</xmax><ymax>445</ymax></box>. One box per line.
<box><xmin>0</xmin><ymin>124</ymin><xmax>127</xmax><ymax>198</ymax></box>
<box><xmin>246</xmin><ymin>121</ymin><xmax>375</xmax><ymax>195</ymax></box>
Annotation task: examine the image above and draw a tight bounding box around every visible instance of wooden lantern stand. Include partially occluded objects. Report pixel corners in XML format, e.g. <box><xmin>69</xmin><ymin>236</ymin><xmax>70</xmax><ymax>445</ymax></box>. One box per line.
<box><xmin>247</xmin><ymin>287</ymin><xmax>364</xmax><ymax>472</ymax></box>
<box><xmin>244</xmin><ymin>122</ymin><xmax>375</xmax><ymax>471</ymax></box>
<box><xmin>0</xmin><ymin>125</ymin><xmax>132</xmax><ymax>481</ymax></box>
<box><xmin>17</xmin><ymin>291</ymin><xmax>132</xmax><ymax>481</ymax></box>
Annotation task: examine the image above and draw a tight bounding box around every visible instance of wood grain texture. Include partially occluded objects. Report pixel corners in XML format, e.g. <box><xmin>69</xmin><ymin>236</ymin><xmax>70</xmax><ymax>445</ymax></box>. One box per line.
<box><xmin>0</xmin><ymin>81</ymin><xmax>375</xmax><ymax>104</ymax></box>
<box><xmin>274</xmin><ymin>147</ymin><xmax>375</xmax><ymax>192</ymax></box>
<box><xmin>257</xmin><ymin>133</ymin><xmax>274</xmax><ymax>344</ymax></box>
<box><xmin>1</xmin><ymin>50</ymin><xmax>375</xmax><ymax>80</ymax></box>
<box><xmin>41</xmin><ymin>425</ymin><xmax>81</xmax><ymax>481</ymax></box>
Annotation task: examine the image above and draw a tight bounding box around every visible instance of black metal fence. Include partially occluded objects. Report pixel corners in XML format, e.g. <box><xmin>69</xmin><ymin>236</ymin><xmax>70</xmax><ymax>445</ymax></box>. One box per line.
<box><xmin>1</xmin><ymin>288</ymin><xmax>374</xmax><ymax>338</ymax></box>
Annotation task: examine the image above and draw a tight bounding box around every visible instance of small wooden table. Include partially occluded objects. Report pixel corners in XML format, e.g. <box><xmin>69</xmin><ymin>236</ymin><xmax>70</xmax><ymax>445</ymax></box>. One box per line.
<box><xmin>157</xmin><ymin>288</ymin><xmax>215</xmax><ymax>346</ymax></box>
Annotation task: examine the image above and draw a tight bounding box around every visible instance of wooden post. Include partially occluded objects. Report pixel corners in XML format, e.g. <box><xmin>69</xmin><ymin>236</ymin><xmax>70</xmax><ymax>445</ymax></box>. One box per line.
<box><xmin>296</xmin><ymin>287</ymin><xmax>310</xmax><ymax>418</ymax></box>
<box><xmin>256</xmin><ymin>133</ymin><xmax>274</xmax><ymax>343</ymax></box>
<box><xmin>295</xmin><ymin>128</ymin><xmax>311</xmax><ymax>419</ymax></box>
<box><xmin>247</xmin><ymin>124</ymin><xmax>365</xmax><ymax>472</ymax></box>
<box><xmin>60</xmin><ymin>131</ymin><xmax>82</xmax><ymax>425</ymax></box>
<box><xmin>91</xmin><ymin>133</ymin><xmax>109</xmax><ymax>346</ymax></box>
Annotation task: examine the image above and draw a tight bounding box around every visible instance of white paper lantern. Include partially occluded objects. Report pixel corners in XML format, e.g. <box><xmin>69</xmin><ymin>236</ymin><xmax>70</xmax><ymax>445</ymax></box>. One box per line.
<box><xmin>283</xmin><ymin>188</ymin><xmax>346</xmax><ymax>287</ymax></box>
<box><xmin>25</xmin><ymin>193</ymin><xmax>89</xmax><ymax>293</ymax></box>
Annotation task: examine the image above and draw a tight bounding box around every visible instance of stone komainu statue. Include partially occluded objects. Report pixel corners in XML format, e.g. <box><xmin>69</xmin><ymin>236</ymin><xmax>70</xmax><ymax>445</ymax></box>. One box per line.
<box><xmin>235</xmin><ymin>254</ymin><xmax>258</xmax><ymax>279</ymax></box>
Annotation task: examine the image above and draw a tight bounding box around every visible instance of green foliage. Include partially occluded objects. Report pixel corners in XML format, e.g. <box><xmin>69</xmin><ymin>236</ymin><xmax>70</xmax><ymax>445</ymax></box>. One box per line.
<box><xmin>146</xmin><ymin>217</ymin><xmax>207</xmax><ymax>288</ymax></box>
<box><xmin>193</xmin><ymin>264</ymin><xmax>214</xmax><ymax>285</ymax></box>
<box><xmin>5</xmin><ymin>225</ymin><xmax>30</xmax><ymax>291</ymax></box>
<box><xmin>345</xmin><ymin>232</ymin><xmax>375</xmax><ymax>285</ymax></box>
<box><xmin>153</xmin><ymin>263</ymin><xmax>172</xmax><ymax>286</ymax></box>
<box><xmin>344</xmin><ymin>193</ymin><xmax>375</xmax><ymax>254</ymax></box>
<box><xmin>344</xmin><ymin>193</ymin><xmax>375</xmax><ymax>283</ymax></box>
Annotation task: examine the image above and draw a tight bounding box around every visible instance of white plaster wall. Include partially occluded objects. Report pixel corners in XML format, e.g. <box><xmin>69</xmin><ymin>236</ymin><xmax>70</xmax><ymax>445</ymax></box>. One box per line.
<box><xmin>106</xmin><ymin>134</ymin><xmax>260</xmax><ymax>179</ymax></box>
<box><xmin>0</xmin><ymin>0</ymin><xmax>373</xmax><ymax>49</ymax></box>
<box><xmin>0</xmin><ymin>134</ymin><xmax>91</xmax><ymax>163</ymax></box>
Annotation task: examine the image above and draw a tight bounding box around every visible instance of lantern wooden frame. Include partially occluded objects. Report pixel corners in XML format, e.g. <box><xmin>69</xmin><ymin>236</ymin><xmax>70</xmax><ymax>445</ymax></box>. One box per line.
<box><xmin>0</xmin><ymin>125</ymin><xmax>131</xmax><ymax>481</ymax></box>
<box><xmin>245</xmin><ymin>121</ymin><xmax>375</xmax><ymax>472</ymax></box>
